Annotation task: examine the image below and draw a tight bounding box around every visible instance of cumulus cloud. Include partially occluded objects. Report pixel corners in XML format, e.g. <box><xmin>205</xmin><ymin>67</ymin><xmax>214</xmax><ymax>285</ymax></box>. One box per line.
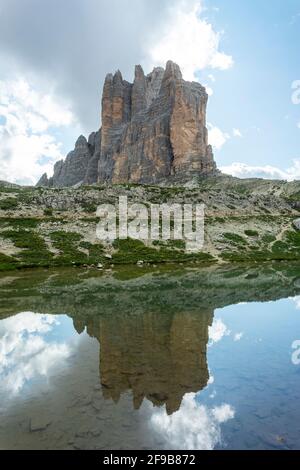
<box><xmin>0</xmin><ymin>0</ymin><xmax>233</xmax><ymax>184</ymax></box>
<box><xmin>0</xmin><ymin>0</ymin><xmax>173</xmax><ymax>131</ymax></box>
<box><xmin>208</xmin><ymin>125</ymin><xmax>245</xmax><ymax>150</ymax></box>
<box><xmin>0</xmin><ymin>312</ymin><xmax>72</xmax><ymax>395</ymax></box>
<box><xmin>212</xmin><ymin>403</ymin><xmax>235</xmax><ymax>423</ymax></box>
<box><xmin>220</xmin><ymin>159</ymin><xmax>300</xmax><ymax>181</ymax></box>
<box><xmin>0</xmin><ymin>0</ymin><xmax>235</xmax><ymax>185</ymax></box>
<box><xmin>208</xmin><ymin>124</ymin><xmax>230</xmax><ymax>150</ymax></box>
<box><xmin>150</xmin><ymin>393</ymin><xmax>235</xmax><ymax>450</ymax></box>
<box><xmin>292</xmin><ymin>296</ymin><xmax>300</xmax><ymax>310</ymax></box>
<box><xmin>146</xmin><ymin>0</ymin><xmax>233</xmax><ymax>81</ymax></box>
<box><xmin>209</xmin><ymin>318</ymin><xmax>231</xmax><ymax>345</ymax></box>
<box><xmin>0</xmin><ymin>78</ymin><xmax>75</xmax><ymax>184</ymax></box>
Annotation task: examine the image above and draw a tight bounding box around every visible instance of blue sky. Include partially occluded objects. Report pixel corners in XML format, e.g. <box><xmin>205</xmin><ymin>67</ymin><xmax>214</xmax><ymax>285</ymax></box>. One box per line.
<box><xmin>0</xmin><ymin>0</ymin><xmax>299</xmax><ymax>184</ymax></box>
<box><xmin>202</xmin><ymin>0</ymin><xmax>300</xmax><ymax>176</ymax></box>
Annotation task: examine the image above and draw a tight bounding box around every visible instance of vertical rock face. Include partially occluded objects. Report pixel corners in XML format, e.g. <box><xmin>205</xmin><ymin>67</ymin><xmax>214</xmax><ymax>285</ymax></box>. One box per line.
<box><xmin>36</xmin><ymin>172</ymin><xmax>49</xmax><ymax>187</ymax></box>
<box><xmin>38</xmin><ymin>61</ymin><xmax>216</xmax><ymax>187</ymax></box>
<box><xmin>84</xmin><ymin>131</ymin><xmax>101</xmax><ymax>185</ymax></box>
<box><xmin>84</xmin><ymin>309</ymin><xmax>213</xmax><ymax>415</ymax></box>
<box><xmin>51</xmin><ymin>136</ymin><xmax>92</xmax><ymax>187</ymax></box>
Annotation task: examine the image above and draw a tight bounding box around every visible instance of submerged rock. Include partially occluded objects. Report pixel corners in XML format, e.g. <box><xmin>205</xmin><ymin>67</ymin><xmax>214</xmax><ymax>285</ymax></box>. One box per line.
<box><xmin>30</xmin><ymin>416</ymin><xmax>52</xmax><ymax>432</ymax></box>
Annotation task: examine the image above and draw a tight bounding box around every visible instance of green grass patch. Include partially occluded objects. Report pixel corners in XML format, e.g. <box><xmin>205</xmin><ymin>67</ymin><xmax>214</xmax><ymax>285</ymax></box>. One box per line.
<box><xmin>81</xmin><ymin>202</ymin><xmax>97</xmax><ymax>213</ymax></box>
<box><xmin>112</xmin><ymin>237</ymin><xmax>214</xmax><ymax>264</ymax></box>
<box><xmin>79</xmin><ymin>217</ymin><xmax>98</xmax><ymax>223</ymax></box>
<box><xmin>223</xmin><ymin>233</ymin><xmax>247</xmax><ymax>245</ymax></box>
<box><xmin>50</xmin><ymin>231</ymin><xmax>83</xmax><ymax>244</ymax></box>
<box><xmin>262</xmin><ymin>234</ymin><xmax>276</xmax><ymax>244</ymax></box>
<box><xmin>233</xmin><ymin>185</ymin><xmax>250</xmax><ymax>195</ymax></box>
<box><xmin>244</xmin><ymin>229</ymin><xmax>259</xmax><ymax>237</ymax></box>
<box><xmin>0</xmin><ymin>217</ymin><xmax>41</xmax><ymax>229</ymax></box>
<box><xmin>0</xmin><ymin>186</ymin><xmax>19</xmax><ymax>194</ymax></box>
<box><xmin>44</xmin><ymin>208</ymin><xmax>53</xmax><ymax>216</ymax></box>
<box><xmin>285</xmin><ymin>230</ymin><xmax>300</xmax><ymax>248</ymax></box>
<box><xmin>0</xmin><ymin>198</ymin><xmax>18</xmax><ymax>211</ymax></box>
<box><xmin>272</xmin><ymin>241</ymin><xmax>290</xmax><ymax>253</ymax></box>
<box><xmin>221</xmin><ymin>246</ymin><xmax>300</xmax><ymax>262</ymax></box>
<box><xmin>50</xmin><ymin>231</ymin><xmax>88</xmax><ymax>266</ymax></box>
<box><xmin>0</xmin><ymin>252</ymin><xmax>18</xmax><ymax>271</ymax></box>
<box><xmin>79</xmin><ymin>241</ymin><xmax>105</xmax><ymax>261</ymax></box>
<box><xmin>152</xmin><ymin>239</ymin><xmax>186</xmax><ymax>250</ymax></box>
<box><xmin>0</xmin><ymin>229</ymin><xmax>53</xmax><ymax>267</ymax></box>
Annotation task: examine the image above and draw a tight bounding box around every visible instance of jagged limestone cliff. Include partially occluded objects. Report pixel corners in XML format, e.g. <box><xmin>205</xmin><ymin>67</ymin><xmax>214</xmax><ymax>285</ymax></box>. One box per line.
<box><xmin>37</xmin><ymin>61</ymin><xmax>216</xmax><ymax>187</ymax></box>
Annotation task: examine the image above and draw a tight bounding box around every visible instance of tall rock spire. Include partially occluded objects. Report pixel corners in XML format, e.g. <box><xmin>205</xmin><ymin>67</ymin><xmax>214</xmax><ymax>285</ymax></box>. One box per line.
<box><xmin>131</xmin><ymin>65</ymin><xmax>147</xmax><ymax>117</ymax></box>
<box><xmin>37</xmin><ymin>61</ymin><xmax>217</xmax><ymax>187</ymax></box>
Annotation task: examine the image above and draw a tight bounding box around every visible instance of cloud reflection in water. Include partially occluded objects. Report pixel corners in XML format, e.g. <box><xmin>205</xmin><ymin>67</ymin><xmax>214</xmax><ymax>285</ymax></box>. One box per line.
<box><xmin>150</xmin><ymin>393</ymin><xmax>235</xmax><ymax>450</ymax></box>
<box><xmin>0</xmin><ymin>312</ymin><xmax>73</xmax><ymax>395</ymax></box>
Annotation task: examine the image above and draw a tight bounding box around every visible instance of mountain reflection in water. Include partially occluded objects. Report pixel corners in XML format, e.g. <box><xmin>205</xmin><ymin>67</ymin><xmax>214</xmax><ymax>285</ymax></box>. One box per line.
<box><xmin>79</xmin><ymin>309</ymin><xmax>212</xmax><ymax>415</ymax></box>
<box><xmin>0</xmin><ymin>262</ymin><xmax>300</xmax><ymax>450</ymax></box>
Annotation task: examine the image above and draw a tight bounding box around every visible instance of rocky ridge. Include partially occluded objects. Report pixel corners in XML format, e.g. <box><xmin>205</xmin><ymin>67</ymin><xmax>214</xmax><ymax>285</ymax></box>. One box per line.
<box><xmin>1</xmin><ymin>176</ymin><xmax>300</xmax><ymax>271</ymax></box>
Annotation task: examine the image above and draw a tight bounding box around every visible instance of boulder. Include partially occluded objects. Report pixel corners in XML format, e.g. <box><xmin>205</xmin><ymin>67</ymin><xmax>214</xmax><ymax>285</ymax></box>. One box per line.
<box><xmin>293</xmin><ymin>219</ymin><xmax>300</xmax><ymax>231</ymax></box>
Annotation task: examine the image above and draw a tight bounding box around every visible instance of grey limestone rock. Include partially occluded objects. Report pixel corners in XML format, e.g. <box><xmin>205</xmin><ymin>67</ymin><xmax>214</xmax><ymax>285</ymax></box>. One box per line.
<box><xmin>37</xmin><ymin>61</ymin><xmax>217</xmax><ymax>187</ymax></box>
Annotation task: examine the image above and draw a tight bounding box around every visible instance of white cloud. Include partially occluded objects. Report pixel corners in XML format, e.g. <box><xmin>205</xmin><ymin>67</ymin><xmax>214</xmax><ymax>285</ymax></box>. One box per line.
<box><xmin>220</xmin><ymin>159</ymin><xmax>300</xmax><ymax>181</ymax></box>
<box><xmin>212</xmin><ymin>403</ymin><xmax>235</xmax><ymax>423</ymax></box>
<box><xmin>204</xmin><ymin>85</ymin><xmax>214</xmax><ymax>96</ymax></box>
<box><xmin>146</xmin><ymin>0</ymin><xmax>233</xmax><ymax>82</ymax></box>
<box><xmin>208</xmin><ymin>124</ymin><xmax>230</xmax><ymax>150</ymax></box>
<box><xmin>297</xmin><ymin>122</ymin><xmax>300</xmax><ymax>129</ymax></box>
<box><xmin>209</xmin><ymin>318</ymin><xmax>231</xmax><ymax>345</ymax></box>
<box><xmin>233</xmin><ymin>128</ymin><xmax>242</xmax><ymax>138</ymax></box>
<box><xmin>234</xmin><ymin>332</ymin><xmax>244</xmax><ymax>342</ymax></box>
<box><xmin>150</xmin><ymin>393</ymin><xmax>235</xmax><ymax>450</ymax></box>
<box><xmin>0</xmin><ymin>78</ymin><xmax>75</xmax><ymax>184</ymax></box>
<box><xmin>292</xmin><ymin>296</ymin><xmax>300</xmax><ymax>310</ymax></box>
<box><xmin>207</xmin><ymin>375</ymin><xmax>215</xmax><ymax>385</ymax></box>
<box><xmin>0</xmin><ymin>312</ymin><xmax>72</xmax><ymax>395</ymax></box>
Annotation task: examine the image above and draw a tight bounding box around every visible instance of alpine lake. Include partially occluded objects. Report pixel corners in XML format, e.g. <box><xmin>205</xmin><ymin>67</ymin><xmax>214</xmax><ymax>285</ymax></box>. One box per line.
<box><xmin>1</xmin><ymin>261</ymin><xmax>300</xmax><ymax>450</ymax></box>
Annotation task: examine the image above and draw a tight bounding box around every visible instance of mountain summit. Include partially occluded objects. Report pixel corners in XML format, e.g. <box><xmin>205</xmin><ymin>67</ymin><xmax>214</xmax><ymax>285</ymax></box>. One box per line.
<box><xmin>37</xmin><ymin>61</ymin><xmax>216</xmax><ymax>187</ymax></box>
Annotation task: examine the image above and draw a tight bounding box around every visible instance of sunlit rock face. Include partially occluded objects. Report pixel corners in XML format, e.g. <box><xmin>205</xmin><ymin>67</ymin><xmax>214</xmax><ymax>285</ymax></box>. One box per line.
<box><xmin>82</xmin><ymin>309</ymin><xmax>213</xmax><ymax>415</ymax></box>
<box><xmin>38</xmin><ymin>60</ymin><xmax>216</xmax><ymax>187</ymax></box>
<box><xmin>99</xmin><ymin>60</ymin><xmax>216</xmax><ymax>183</ymax></box>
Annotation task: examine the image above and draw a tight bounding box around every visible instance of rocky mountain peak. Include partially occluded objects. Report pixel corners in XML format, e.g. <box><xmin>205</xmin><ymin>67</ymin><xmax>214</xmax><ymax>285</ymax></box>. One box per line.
<box><xmin>75</xmin><ymin>135</ymin><xmax>88</xmax><ymax>148</ymax></box>
<box><xmin>134</xmin><ymin>64</ymin><xmax>145</xmax><ymax>80</ymax></box>
<box><xmin>164</xmin><ymin>60</ymin><xmax>183</xmax><ymax>80</ymax></box>
<box><xmin>38</xmin><ymin>61</ymin><xmax>217</xmax><ymax>187</ymax></box>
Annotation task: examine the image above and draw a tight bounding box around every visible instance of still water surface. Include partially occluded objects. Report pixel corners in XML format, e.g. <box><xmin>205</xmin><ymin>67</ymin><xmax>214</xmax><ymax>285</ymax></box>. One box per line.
<box><xmin>0</xmin><ymin>263</ymin><xmax>300</xmax><ymax>450</ymax></box>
